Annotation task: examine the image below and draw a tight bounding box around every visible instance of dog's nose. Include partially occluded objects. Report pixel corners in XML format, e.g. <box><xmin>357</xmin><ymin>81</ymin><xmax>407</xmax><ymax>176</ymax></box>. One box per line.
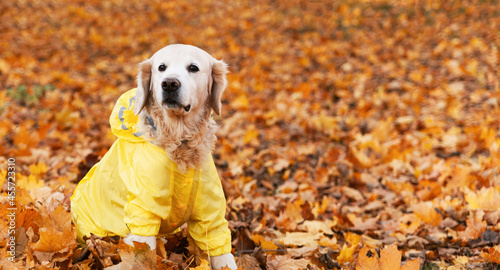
<box><xmin>161</xmin><ymin>78</ymin><xmax>181</xmax><ymax>92</ymax></box>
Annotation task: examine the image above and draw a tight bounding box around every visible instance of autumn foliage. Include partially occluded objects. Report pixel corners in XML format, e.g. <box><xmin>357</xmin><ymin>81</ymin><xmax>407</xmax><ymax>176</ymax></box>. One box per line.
<box><xmin>1</xmin><ymin>0</ymin><xmax>500</xmax><ymax>269</ymax></box>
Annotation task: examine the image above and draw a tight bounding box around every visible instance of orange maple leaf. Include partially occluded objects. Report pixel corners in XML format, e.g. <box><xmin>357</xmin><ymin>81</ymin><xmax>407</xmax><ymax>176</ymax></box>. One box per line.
<box><xmin>356</xmin><ymin>244</ymin><xmax>420</xmax><ymax>270</ymax></box>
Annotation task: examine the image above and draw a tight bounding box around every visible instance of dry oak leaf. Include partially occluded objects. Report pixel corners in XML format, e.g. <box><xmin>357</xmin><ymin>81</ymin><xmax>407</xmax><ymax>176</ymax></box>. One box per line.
<box><xmin>356</xmin><ymin>244</ymin><xmax>420</xmax><ymax>270</ymax></box>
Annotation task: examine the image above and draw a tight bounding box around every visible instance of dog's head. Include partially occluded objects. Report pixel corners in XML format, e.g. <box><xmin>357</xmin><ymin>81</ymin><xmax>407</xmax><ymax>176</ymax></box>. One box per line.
<box><xmin>134</xmin><ymin>44</ymin><xmax>228</xmax><ymax>117</ymax></box>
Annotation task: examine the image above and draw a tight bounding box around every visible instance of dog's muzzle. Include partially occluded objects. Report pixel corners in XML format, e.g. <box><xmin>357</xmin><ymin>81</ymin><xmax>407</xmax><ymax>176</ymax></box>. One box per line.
<box><xmin>161</xmin><ymin>78</ymin><xmax>191</xmax><ymax>112</ymax></box>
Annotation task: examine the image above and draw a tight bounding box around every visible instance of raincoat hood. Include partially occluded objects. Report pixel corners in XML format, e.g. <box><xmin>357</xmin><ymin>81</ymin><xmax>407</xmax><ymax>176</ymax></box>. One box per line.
<box><xmin>109</xmin><ymin>88</ymin><xmax>146</xmax><ymax>143</ymax></box>
<box><xmin>71</xmin><ymin>89</ymin><xmax>231</xmax><ymax>256</ymax></box>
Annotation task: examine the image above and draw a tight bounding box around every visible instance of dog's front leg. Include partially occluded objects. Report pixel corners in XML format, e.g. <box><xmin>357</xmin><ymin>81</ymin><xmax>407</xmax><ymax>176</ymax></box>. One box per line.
<box><xmin>123</xmin><ymin>234</ymin><xmax>157</xmax><ymax>250</ymax></box>
<box><xmin>211</xmin><ymin>253</ymin><xmax>237</xmax><ymax>270</ymax></box>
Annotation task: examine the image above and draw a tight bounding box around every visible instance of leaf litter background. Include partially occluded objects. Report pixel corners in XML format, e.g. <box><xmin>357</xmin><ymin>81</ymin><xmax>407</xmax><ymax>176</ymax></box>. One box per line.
<box><xmin>0</xmin><ymin>0</ymin><xmax>500</xmax><ymax>269</ymax></box>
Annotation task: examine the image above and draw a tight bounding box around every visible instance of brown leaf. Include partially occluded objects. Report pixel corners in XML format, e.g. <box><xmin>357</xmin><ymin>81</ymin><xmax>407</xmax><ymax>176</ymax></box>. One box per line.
<box><xmin>107</xmin><ymin>240</ymin><xmax>158</xmax><ymax>270</ymax></box>
<box><xmin>266</xmin><ymin>255</ymin><xmax>309</xmax><ymax>270</ymax></box>
<box><xmin>236</xmin><ymin>254</ymin><xmax>262</xmax><ymax>270</ymax></box>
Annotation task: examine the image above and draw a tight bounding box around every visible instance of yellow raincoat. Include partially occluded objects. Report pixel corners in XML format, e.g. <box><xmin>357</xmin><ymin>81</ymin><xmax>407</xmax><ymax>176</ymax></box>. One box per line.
<box><xmin>71</xmin><ymin>89</ymin><xmax>231</xmax><ymax>256</ymax></box>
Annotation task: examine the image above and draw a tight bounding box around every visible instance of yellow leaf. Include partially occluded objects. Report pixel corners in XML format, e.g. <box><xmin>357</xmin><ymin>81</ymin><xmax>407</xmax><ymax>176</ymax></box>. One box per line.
<box><xmin>29</xmin><ymin>161</ymin><xmax>48</xmax><ymax>177</ymax></box>
<box><xmin>0</xmin><ymin>170</ymin><xmax>6</xmax><ymax>190</ymax></box>
<box><xmin>399</xmin><ymin>214</ymin><xmax>421</xmax><ymax>235</ymax></box>
<box><xmin>17</xmin><ymin>175</ymin><xmax>44</xmax><ymax>193</ymax></box>
<box><xmin>453</xmin><ymin>256</ymin><xmax>469</xmax><ymax>265</ymax></box>
<box><xmin>465</xmin><ymin>187</ymin><xmax>500</xmax><ymax>211</ymax></box>
<box><xmin>344</xmin><ymin>232</ymin><xmax>363</xmax><ymax>247</ymax></box>
<box><xmin>349</xmin><ymin>146</ymin><xmax>374</xmax><ymax>168</ymax></box>
<box><xmin>338</xmin><ymin>243</ymin><xmax>357</xmax><ymax>264</ymax></box>
<box><xmin>233</xmin><ymin>94</ymin><xmax>248</xmax><ymax>110</ymax></box>
<box><xmin>252</xmin><ymin>234</ymin><xmax>278</xmax><ymax>250</ymax></box>
<box><xmin>283</xmin><ymin>232</ymin><xmax>319</xmax><ymax>247</ymax></box>
<box><xmin>243</xmin><ymin>129</ymin><xmax>259</xmax><ymax>144</ymax></box>
<box><xmin>413</xmin><ymin>202</ymin><xmax>442</xmax><ymax>226</ymax></box>
<box><xmin>190</xmin><ymin>259</ymin><xmax>211</xmax><ymax>270</ymax></box>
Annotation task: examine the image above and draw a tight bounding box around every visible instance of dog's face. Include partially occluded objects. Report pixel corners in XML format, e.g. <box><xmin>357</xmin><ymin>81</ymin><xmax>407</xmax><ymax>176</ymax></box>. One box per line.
<box><xmin>134</xmin><ymin>44</ymin><xmax>228</xmax><ymax>117</ymax></box>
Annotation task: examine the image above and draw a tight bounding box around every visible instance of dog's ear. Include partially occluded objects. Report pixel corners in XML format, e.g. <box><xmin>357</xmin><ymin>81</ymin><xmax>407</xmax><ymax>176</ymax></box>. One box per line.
<box><xmin>134</xmin><ymin>59</ymin><xmax>153</xmax><ymax>115</ymax></box>
<box><xmin>210</xmin><ymin>59</ymin><xmax>228</xmax><ymax>116</ymax></box>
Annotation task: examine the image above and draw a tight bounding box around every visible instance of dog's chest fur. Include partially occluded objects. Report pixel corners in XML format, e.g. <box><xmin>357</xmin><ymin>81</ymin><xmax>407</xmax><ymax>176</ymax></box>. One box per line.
<box><xmin>138</xmin><ymin>103</ymin><xmax>217</xmax><ymax>172</ymax></box>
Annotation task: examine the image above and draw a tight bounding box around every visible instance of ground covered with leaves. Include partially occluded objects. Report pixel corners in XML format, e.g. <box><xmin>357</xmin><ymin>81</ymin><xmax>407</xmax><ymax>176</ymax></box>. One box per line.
<box><xmin>1</xmin><ymin>0</ymin><xmax>500</xmax><ymax>269</ymax></box>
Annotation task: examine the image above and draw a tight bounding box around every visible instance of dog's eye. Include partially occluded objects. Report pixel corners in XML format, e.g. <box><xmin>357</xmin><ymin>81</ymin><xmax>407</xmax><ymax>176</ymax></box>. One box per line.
<box><xmin>158</xmin><ymin>64</ymin><xmax>167</xmax><ymax>72</ymax></box>
<box><xmin>188</xmin><ymin>64</ymin><xmax>199</xmax><ymax>73</ymax></box>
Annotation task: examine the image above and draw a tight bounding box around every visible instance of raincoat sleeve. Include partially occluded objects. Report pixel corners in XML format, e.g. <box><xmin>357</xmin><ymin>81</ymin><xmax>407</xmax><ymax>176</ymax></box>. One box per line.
<box><xmin>188</xmin><ymin>157</ymin><xmax>232</xmax><ymax>257</ymax></box>
<box><xmin>123</xmin><ymin>144</ymin><xmax>173</xmax><ymax>236</ymax></box>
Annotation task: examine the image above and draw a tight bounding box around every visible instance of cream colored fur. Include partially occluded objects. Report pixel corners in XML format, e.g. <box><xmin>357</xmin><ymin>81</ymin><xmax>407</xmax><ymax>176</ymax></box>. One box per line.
<box><xmin>137</xmin><ymin>98</ymin><xmax>218</xmax><ymax>172</ymax></box>
<box><xmin>134</xmin><ymin>44</ymin><xmax>228</xmax><ymax>172</ymax></box>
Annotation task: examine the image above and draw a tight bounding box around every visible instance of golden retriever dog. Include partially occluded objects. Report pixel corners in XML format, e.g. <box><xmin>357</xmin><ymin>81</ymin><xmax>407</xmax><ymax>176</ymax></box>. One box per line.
<box><xmin>135</xmin><ymin>44</ymin><xmax>226</xmax><ymax>172</ymax></box>
<box><xmin>71</xmin><ymin>44</ymin><xmax>236</xmax><ymax>269</ymax></box>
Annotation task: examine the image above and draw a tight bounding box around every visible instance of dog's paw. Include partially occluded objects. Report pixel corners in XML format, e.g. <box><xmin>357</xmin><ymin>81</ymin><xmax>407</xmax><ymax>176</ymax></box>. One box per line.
<box><xmin>123</xmin><ymin>234</ymin><xmax>157</xmax><ymax>250</ymax></box>
<box><xmin>211</xmin><ymin>253</ymin><xmax>237</xmax><ymax>270</ymax></box>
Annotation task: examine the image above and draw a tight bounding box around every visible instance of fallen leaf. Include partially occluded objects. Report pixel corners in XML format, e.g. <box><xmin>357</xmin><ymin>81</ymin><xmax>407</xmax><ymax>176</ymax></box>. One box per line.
<box><xmin>356</xmin><ymin>246</ymin><xmax>380</xmax><ymax>270</ymax></box>
<box><xmin>481</xmin><ymin>245</ymin><xmax>500</xmax><ymax>264</ymax></box>
<box><xmin>379</xmin><ymin>244</ymin><xmax>401</xmax><ymax>270</ymax></box>
<box><xmin>338</xmin><ymin>244</ymin><xmax>358</xmax><ymax>265</ymax></box>
<box><xmin>288</xmin><ymin>246</ymin><xmax>318</xmax><ymax>259</ymax></box>
<box><xmin>283</xmin><ymin>232</ymin><xmax>320</xmax><ymax>247</ymax></box>
<box><xmin>266</xmin><ymin>255</ymin><xmax>309</xmax><ymax>270</ymax></box>
<box><xmin>108</xmin><ymin>240</ymin><xmax>158</xmax><ymax>270</ymax></box>
<box><xmin>459</xmin><ymin>210</ymin><xmax>487</xmax><ymax>240</ymax></box>
<box><xmin>465</xmin><ymin>187</ymin><xmax>500</xmax><ymax>211</ymax></box>
<box><xmin>413</xmin><ymin>201</ymin><xmax>442</xmax><ymax>226</ymax></box>
<box><xmin>236</xmin><ymin>254</ymin><xmax>262</xmax><ymax>270</ymax></box>
<box><xmin>252</xmin><ymin>234</ymin><xmax>278</xmax><ymax>250</ymax></box>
